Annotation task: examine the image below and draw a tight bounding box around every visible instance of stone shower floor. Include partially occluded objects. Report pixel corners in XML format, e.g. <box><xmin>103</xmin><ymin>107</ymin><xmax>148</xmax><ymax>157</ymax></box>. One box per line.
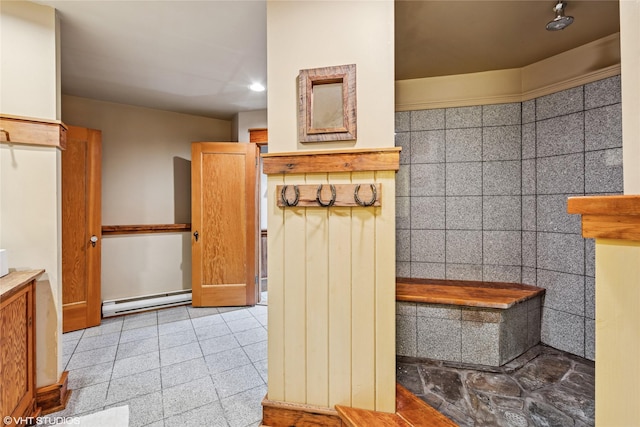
<box><xmin>397</xmin><ymin>344</ymin><xmax>594</xmax><ymax>426</ymax></box>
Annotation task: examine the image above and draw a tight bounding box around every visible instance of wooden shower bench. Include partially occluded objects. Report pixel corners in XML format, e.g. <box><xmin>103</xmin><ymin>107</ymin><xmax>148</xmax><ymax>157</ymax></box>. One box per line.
<box><xmin>396</xmin><ymin>277</ymin><xmax>544</xmax><ymax>309</ymax></box>
<box><xmin>395</xmin><ymin>277</ymin><xmax>545</xmax><ymax>366</ymax></box>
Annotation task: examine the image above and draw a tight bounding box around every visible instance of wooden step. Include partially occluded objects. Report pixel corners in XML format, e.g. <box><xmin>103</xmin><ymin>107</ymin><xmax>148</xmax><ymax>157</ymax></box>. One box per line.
<box><xmin>335</xmin><ymin>407</ymin><xmax>408</xmax><ymax>427</ymax></box>
<box><xmin>395</xmin><ymin>384</ymin><xmax>457</xmax><ymax>426</ymax></box>
<box><xmin>336</xmin><ymin>384</ymin><xmax>457</xmax><ymax>427</ymax></box>
<box><xmin>396</xmin><ymin>277</ymin><xmax>544</xmax><ymax>309</ymax></box>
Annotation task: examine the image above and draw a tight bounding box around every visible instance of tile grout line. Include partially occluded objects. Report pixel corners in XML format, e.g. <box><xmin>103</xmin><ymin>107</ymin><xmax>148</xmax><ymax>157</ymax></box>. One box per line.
<box><xmin>58</xmin><ymin>306</ymin><xmax>267</xmax><ymax>426</ymax></box>
<box><xmin>582</xmin><ymin>84</ymin><xmax>588</xmax><ymax>358</ymax></box>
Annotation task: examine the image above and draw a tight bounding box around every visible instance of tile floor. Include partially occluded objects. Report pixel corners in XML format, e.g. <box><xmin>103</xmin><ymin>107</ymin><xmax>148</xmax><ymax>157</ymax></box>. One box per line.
<box><xmin>51</xmin><ymin>303</ymin><xmax>268</xmax><ymax>427</ymax></box>
<box><xmin>51</xmin><ymin>294</ymin><xmax>594</xmax><ymax>427</ymax></box>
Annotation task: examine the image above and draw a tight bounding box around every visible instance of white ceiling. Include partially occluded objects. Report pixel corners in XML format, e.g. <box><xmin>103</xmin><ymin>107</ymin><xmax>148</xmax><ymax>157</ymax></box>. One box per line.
<box><xmin>36</xmin><ymin>1</ymin><xmax>619</xmax><ymax>121</ymax></box>
<box><xmin>38</xmin><ymin>0</ymin><xmax>267</xmax><ymax>120</ymax></box>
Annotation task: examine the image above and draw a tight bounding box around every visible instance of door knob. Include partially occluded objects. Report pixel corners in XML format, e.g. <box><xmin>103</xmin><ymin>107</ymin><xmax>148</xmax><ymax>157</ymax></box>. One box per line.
<box><xmin>90</xmin><ymin>235</ymin><xmax>98</xmax><ymax>247</ymax></box>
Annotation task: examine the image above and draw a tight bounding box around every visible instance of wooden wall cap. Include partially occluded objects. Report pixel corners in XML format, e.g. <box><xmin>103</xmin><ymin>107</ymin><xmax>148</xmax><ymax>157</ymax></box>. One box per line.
<box><xmin>568</xmin><ymin>195</ymin><xmax>640</xmax><ymax>241</ymax></box>
<box><xmin>0</xmin><ymin>114</ymin><xmax>67</xmax><ymax>149</ymax></box>
<box><xmin>262</xmin><ymin>147</ymin><xmax>401</xmax><ymax>174</ymax></box>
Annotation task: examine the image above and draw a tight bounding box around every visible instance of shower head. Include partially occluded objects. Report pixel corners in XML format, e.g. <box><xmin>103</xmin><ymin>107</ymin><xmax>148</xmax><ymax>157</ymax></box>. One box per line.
<box><xmin>546</xmin><ymin>1</ymin><xmax>574</xmax><ymax>31</ymax></box>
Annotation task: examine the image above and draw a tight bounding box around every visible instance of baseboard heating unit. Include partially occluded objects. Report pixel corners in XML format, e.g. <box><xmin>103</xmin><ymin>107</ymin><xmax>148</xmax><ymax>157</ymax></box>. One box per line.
<box><xmin>102</xmin><ymin>290</ymin><xmax>192</xmax><ymax>317</ymax></box>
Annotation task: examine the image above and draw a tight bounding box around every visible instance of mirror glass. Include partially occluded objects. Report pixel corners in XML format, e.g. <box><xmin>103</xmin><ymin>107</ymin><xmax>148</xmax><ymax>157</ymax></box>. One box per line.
<box><xmin>311</xmin><ymin>82</ymin><xmax>344</xmax><ymax>130</ymax></box>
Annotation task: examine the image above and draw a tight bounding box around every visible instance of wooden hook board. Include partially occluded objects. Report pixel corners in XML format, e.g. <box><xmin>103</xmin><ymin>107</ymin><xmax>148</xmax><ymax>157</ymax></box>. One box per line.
<box><xmin>276</xmin><ymin>184</ymin><xmax>382</xmax><ymax>207</ymax></box>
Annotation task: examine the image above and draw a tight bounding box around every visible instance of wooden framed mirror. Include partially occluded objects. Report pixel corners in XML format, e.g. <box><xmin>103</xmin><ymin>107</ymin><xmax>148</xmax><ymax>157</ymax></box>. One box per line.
<box><xmin>298</xmin><ymin>64</ymin><xmax>356</xmax><ymax>143</ymax></box>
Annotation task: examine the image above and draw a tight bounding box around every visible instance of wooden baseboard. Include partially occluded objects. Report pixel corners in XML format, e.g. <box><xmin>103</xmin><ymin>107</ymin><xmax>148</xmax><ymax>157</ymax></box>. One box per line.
<box><xmin>36</xmin><ymin>371</ymin><xmax>72</xmax><ymax>415</ymax></box>
<box><xmin>261</xmin><ymin>395</ymin><xmax>343</xmax><ymax>427</ymax></box>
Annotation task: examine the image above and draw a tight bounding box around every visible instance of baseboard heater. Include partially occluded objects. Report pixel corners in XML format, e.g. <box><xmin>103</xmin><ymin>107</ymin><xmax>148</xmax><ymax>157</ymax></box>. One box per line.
<box><xmin>102</xmin><ymin>290</ymin><xmax>192</xmax><ymax>318</ymax></box>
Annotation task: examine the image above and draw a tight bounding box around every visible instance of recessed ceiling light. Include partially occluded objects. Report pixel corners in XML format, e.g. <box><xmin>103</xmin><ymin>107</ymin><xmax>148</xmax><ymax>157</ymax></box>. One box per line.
<box><xmin>249</xmin><ymin>82</ymin><xmax>265</xmax><ymax>92</ymax></box>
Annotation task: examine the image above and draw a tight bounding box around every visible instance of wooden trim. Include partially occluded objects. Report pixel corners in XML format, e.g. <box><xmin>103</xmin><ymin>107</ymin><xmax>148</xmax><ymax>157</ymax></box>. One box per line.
<box><xmin>36</xmin><ymin>371</ymin><xmax>72</xmax><ymax>415</ymax></box>
<box><xmin>335</xmin><ymin>406</ymin><xmax>399</xmax><ymax>427</ymax></box>
<box><xmin>568</xmin><ymin>195</ymin><xmax>640</xmax><ymax>241</ymax></box>
<box><xmin>276</xmin><ymin>184</ymin><xmax>382</xmax><ymax>207</ymax></box>
<box><xmin>263</xmin><ymin>147</ymin><xmax>400</xmax><ymax>157</ymax></box>
<box><xmin>567</xmin><ymin>195</ymin><xmax>640</xmax><ymax>215</ymax></box>
<box><xmin>262</xmin><ymin>148</ymin><xmax>400</xmax><ymax>174</ymax></box>
<box><xmin>101</xmin><ymin>224</ymin><xmax>191</xmax><ymax>235</ymax></box>
<box><xmin>249</xmin><ymin>128</ymin><xmax>268</xmax><ymax>144</ymax></box>
<box><xmin>262</xmin><ymin>395</ymin><xmax>343</xmax><ymax>427</ymax></box>
<box><xmin>395</xmin><ymin>383</ymin><xmax>456</xmax><ymax>426</ymax></box>
<box><xmin>0</xmin><ymin>115</ymin><xmax>67</xmax><ymax>150</ymax></box>
<box><xmin>335</xmin><ymin>384</ymin><xmax>456</xmax><ymax>427</ymax></box>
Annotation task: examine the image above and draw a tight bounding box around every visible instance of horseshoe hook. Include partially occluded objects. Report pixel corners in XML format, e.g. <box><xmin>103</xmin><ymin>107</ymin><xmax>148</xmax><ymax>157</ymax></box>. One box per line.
<box><xmin>354</xmin><ymin>184</ymin><xmax>377</xmax><ymax>207</ymax></box>
<box><xmin>281</xmin><ymin>185</ymin><xmax>300</xmax><ymax>207</ymax></box>
<box><xmin>316</xmin><ymin>184</ymin><xmax>336</xmax><ymax>207</ymax></box>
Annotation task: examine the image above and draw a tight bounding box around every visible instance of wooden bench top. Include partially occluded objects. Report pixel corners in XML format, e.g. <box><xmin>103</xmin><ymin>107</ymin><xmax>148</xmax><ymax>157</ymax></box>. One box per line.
<box><xmin>396</xmin><ymin>277</ymin><xmax>545</xmax><ymax>309</ymax></box>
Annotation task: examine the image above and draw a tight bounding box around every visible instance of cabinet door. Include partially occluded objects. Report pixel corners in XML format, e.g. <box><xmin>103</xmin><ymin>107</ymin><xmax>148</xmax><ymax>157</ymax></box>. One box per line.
<box><xmin>191</xmin><ymin>142</ymin><xmax>259</xmax><ymax>307</ymax></box>
<box><xmin>0</xmin><ymin>284</ymin><xmax>35</xmax><ymax>423</ymax></box>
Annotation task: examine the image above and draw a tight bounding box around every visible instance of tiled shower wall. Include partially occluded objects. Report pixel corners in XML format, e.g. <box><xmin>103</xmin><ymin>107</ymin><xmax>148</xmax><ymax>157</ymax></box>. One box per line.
<box><xmin>395</xmin><ymin>75</ymin><xmax>623</xmax><ymax>360</ymax></box>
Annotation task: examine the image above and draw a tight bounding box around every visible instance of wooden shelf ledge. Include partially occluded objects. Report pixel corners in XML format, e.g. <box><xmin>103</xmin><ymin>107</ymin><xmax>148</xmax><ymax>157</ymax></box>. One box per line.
<box><xmin>0</xmin><ymin>114</ymin><xmax>67</xmax><ymax>149</ymax></box>
<box><xmin>262</xmin><ymin>147</ymin><xmax>400</xmax><ymax>174</ymax></box>
<box><xmin>567</xmin><ymin>195</ymin><xmax>640</xmax><ymax>241</ymax></box>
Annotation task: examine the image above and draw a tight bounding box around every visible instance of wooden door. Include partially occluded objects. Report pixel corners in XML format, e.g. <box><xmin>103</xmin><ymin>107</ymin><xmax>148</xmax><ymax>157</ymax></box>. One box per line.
<box><xmin>191</xmin><ymin>142</ymin><xmax>258</xmax><ymax>306</ymax></box>
<box><xmin>62</xmin><ymin>126</ymin><xmax>102</xmax><ymax>332</ymax></box>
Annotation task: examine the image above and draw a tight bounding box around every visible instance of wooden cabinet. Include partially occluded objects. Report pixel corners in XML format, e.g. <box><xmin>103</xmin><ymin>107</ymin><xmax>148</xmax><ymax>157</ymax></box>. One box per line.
<box><xmin>0</xmin><ymin>270</ymin><xmax>43</xmax><ymax>425</ymax></box>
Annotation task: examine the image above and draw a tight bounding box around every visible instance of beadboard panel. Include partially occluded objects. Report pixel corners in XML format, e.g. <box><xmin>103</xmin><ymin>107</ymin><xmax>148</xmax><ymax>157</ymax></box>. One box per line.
<box><xmin>327</xmin><ymin>172</ymin><xmax>354</xmax><ymax>409</ymax></box>
<box><xmin>267</xmin><ymin>170</ymin><xmax>396</xmax><ymax>413</ymax></box>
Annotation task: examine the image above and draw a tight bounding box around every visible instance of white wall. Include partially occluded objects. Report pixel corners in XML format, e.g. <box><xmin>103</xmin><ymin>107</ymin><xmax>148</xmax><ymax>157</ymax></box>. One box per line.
<box><xmin>595</xmin><ymin>1</ymin><xmax>640</xmax><ymax>424</ymax></box>
<box><xmin>0</xmin><ymin>1</ymin><xmax>59</xmax><ymax>120</ymax></box>
<box><xmin>621</xmin><ymin>0</ymin><xmax>640</xmax><ymax>195</ymax></box>
<box><xmin>0</xmin><ymin>1</ymin><xmax>62</xmax><ymax>387</ymax></box>
<box><xmin>267</xmin><ymin>1</ymin><xmax>395</xmax><ymax>153</ymax></box>
<box><xmin>236</xmin><ymin>109</ymin><xmax>267</xmax><ymax>143</ymax></box>
<box><xmin>266</xmin><ymin>0</ymin><xmax>396</xmax><ymax>413</ymax></box>
<box><xmin>62</xmin><ymin>95</ymin><xmax>231</xmax><ymax>300</ymax></box>
<box><xmin>235</xmin><ymin>110</ymin><xmax>268</xmax><ymax>229</ymax></box>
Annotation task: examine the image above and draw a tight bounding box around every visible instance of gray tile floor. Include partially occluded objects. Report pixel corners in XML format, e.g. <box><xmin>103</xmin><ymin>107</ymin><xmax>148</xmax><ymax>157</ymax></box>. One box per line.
<box><xmin>52</xmin><ymin>303</ymin><xmax>268</xmax><ymax>427</ymax></box>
